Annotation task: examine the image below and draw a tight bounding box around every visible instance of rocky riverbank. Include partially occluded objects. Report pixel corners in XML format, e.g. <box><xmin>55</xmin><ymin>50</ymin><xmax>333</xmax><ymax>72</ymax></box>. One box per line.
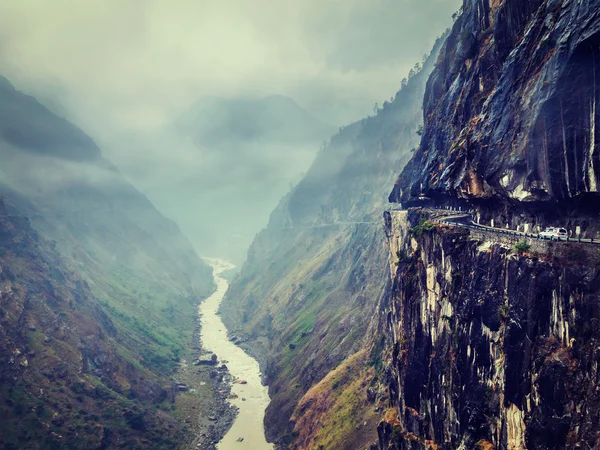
<box><xmin>173</xmin><ymin>347</ymin><xmax>237</xmax><ymax>450</ymax></box>
<box><xmin>169</xmin><ymin>300</ymin><xmax>237</xmax><ymax>450</ymax></box>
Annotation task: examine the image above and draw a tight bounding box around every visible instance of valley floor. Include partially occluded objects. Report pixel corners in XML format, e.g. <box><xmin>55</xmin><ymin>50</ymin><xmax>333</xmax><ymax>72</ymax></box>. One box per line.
<box><xmin>179</xmin><ymin>259</ymin><xmax>272</xmax><ymax>450</ymax></box>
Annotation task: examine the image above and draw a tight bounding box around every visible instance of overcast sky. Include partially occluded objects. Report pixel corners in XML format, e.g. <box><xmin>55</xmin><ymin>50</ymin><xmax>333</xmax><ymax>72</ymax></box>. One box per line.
<box><xmin>0</xmin><ymin>0</ymin><xmax>460</xmax><ymax>130</ymax></box>
<box><xmin>0</xmin><ymin>0</ymin><xmax>460</xmax><ymax>261</ymax></box>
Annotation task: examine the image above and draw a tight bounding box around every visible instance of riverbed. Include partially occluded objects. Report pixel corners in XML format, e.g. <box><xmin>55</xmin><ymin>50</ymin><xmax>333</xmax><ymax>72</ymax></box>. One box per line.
<box><xmin>200</xmin><ymin>258</ymin><xmax>273</xmax><ymax>450</ymax></box>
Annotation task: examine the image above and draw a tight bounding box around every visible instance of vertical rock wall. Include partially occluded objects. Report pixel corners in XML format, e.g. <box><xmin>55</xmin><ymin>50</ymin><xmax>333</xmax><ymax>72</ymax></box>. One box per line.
<box><xmin>391</xmin><ymin>0</ymin><xmax>600</xmax><ymax>216</ymax></box>
<box><xmin>378</xmin><ymin>209</ymin><xmax>600</xmax><ymax>449</ymax></box>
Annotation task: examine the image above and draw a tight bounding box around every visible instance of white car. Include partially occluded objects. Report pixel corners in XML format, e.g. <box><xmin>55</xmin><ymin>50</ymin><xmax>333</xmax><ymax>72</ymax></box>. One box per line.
<box><xmin>539</xmin><ymin>227</ymin><xmax>568</xmax><ymax>240</ymax></box>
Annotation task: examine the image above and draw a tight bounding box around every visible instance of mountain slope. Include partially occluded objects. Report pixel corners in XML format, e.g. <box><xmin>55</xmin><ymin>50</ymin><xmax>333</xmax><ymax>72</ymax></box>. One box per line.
<box><xmin>0</xmin><ymin>199</ymin><xmax>185</xmax><ymax>449</ymax></box>
<box><xmin>0</xmin><ymin>75</ymin><xmax>100</xmax><ymax>161</ymax></box>
<box><xmin>0</xmin><ymin>76</ymin><xmax>220</xmax><ymax>449</ymax></box>
<box><xmin>219</xmin><ymin>36</ymin><xmax>446</xmax><ymax>448</ymax></box>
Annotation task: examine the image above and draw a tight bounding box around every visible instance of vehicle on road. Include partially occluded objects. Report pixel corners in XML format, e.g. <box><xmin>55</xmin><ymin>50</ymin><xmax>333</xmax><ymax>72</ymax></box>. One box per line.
<box><xmin>539</xmin><ymin>227</ymin><xmax>568</xmax><ymax>240</ymax></box>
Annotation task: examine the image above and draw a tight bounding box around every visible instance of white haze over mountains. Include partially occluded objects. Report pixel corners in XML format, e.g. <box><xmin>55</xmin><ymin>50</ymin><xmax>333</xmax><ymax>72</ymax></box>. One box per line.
<box><xmin>0</xmin><ymin>0</ymin><xmax>460</xmax><ymax>262</ymax></box>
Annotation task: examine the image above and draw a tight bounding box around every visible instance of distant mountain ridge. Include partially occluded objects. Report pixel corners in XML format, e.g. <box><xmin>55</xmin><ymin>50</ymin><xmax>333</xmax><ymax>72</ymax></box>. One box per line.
<box><xmin>0</xmin><ymin>75</ymin><xmax>101</xmax><ymax>161</ymax></box>
<box><xmin>173</xmin><ymin>94</ymin><xmax>332</xmax><ymax>147</ymax></box>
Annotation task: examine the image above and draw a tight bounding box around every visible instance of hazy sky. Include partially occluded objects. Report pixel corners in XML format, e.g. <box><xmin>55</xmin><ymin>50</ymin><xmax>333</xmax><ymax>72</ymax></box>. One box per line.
<box><xmin>0</xmin><ymin>0</ymin><xmax>460</xmax><ymax>261</ymax></box>
<box><xmin>0</xmin><ymin>0</ymin><xmax>460</xmax><ymax>130</ymax></box>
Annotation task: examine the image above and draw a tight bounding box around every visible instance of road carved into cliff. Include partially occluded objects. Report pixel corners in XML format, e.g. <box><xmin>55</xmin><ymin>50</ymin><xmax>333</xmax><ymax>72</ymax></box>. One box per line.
<box><xmin>402</xmin><ymin>208</ymin><xmax>600</xmax><ymax>245</ymax></box>
<box><xmin>279</xmin><ymin>221</ymin><xmax>378</xmax><ymax>230</ymax></box>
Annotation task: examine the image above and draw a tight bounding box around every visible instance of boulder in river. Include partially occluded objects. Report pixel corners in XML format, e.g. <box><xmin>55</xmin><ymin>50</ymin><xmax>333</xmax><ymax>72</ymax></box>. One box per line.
<box><xmin>195</xmin><ymin>353</ymin><xmax>218</xmax><ymax>366</ymax></box>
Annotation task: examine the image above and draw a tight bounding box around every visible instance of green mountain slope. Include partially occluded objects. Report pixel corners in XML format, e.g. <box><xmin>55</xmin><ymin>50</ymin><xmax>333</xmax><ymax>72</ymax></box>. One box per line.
<box><xmin>0</xmin><ymin>76</ymin><xmax>217</xmax><ymax>449</ymax></box>
<box><xmin>219</xmin><ymin>36</ymin><xmax>447</xmax><ymax>448</ymax></box>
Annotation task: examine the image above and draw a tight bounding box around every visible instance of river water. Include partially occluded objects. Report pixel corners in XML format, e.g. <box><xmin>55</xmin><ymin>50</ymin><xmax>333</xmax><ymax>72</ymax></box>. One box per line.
<box><xmin>200</xmin><ymin>258</ymin><xmax>273</xmax><ymax>450</ymax></box>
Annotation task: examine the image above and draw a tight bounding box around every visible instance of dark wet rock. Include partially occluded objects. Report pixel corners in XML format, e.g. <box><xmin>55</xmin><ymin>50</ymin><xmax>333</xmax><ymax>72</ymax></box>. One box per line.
<box><xmin>379</xmin><ymin>209</ymin><xmax>600</xmax><ymax>449</ymax></box>
<box><xmin>391</xmin><ymin>0</ymin><xmax>600</xmax><ymax>237</ymax></box>
<box><xmin>380</xmin><ymin>5</ymin><xmax>600</xmax><ymax>446</ymax></box>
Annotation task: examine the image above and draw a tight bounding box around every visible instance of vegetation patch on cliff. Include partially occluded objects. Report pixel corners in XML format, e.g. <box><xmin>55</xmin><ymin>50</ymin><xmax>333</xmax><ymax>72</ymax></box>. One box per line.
<box><xmin>289</xmin><ymin>350</ymin><xmax>379</xmax><ymax>450</ymax></box>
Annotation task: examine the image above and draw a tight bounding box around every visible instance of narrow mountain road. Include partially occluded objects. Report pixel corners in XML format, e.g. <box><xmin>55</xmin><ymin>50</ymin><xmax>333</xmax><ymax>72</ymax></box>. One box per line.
<box><xmin>280</xmin><ymin>208</ymin><xmax>599</xmax><ymax>245</ymax></box>
<box><xmin>279</xmin><ymin>221</ymin><xmax>378</xmax><ymax>230</ymax></box>
<box><xmin>417</xmin><ymin>208</ymin><xmax>600</xmax><ymax>245</ymax></box>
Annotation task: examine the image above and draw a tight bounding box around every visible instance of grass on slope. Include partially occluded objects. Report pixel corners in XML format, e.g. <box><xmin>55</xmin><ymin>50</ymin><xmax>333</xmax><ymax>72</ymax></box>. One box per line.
<box><xmin>289</xmin><ymin>349</ymin><xmax>379</xmax><ymax>450</ymax></box>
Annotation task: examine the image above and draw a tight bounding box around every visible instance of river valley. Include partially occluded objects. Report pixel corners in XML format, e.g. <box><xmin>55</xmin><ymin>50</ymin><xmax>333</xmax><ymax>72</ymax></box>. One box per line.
<box><xmin>200</xmin><ymin>258</ymin><xmax>273</xmax><ymax>450</ymax></box>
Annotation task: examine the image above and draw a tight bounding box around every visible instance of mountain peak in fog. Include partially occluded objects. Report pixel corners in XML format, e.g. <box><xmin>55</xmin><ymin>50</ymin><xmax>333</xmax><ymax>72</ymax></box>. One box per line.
<box><xmin>173</xmin><ymin>94</ymin><xmax>332</xmax><ymax>148</ymax></box>
<box><xmin>0</xmin><ymin>74</ymin><xmax>101</xmax><ymax>162</ymax></box>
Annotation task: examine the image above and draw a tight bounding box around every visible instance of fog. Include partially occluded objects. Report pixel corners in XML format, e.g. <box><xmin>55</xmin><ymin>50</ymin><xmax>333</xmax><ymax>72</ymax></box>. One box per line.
<box><xmin>0</xmin><ymin>0</ymin><xmax>460</xmax><ymax>262</ymax></box>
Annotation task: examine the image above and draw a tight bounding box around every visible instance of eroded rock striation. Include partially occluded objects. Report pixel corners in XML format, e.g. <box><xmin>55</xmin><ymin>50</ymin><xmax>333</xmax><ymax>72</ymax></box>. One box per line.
<box><xmin>379</xmin><ymin>209</ymin><xmax>600</xmax><ymax>449</ymax></box>
<box><xmin>379</xmin><ymin>1</ymin><xmax>600</xmax><ymax>448</ymax></box>
<box><xmin>391</xmin><ymin>0</ymin><xmax>600</xmax><ymax>233</ymax></box>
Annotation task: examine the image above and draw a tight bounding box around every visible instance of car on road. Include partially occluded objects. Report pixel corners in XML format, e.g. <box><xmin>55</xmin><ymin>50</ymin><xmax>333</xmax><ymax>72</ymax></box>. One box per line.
<box><xmin>539</xmin><ymin>227</ymin><xmax>568</xmax><ymax>240</ymax></box>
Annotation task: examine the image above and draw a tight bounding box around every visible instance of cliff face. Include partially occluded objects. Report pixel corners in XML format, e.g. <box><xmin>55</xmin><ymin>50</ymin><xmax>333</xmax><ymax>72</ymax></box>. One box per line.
<box><xmin>379</xmin><ymin>209</ymin><xmax>600</xmax><ymax>449</ymax></box>
<box><xmin>391</xmin><ymin>0</ymin><xmax>600</xmax><ymax>232</ymax></box>
<box><xmin>220</xmin><ymin>37</ymin><xmax>447</xmax><ymax>448</ymax></box>
<box><xmin>378</xmin><ymin>1</ymin><xmax>600</xmax><ymax>448</ymax></box>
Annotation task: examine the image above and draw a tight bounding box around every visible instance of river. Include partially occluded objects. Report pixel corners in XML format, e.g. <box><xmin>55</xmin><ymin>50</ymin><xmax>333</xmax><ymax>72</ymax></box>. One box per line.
<box><xmin>199</xmin><ymin>258</ymin><xmax>273</xmax><ymax>450</ymax></box>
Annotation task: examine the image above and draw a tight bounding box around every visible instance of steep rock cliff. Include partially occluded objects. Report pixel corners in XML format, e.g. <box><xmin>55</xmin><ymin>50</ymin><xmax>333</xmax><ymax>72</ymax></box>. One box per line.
<box><xmin>391</xmin><ymin>0</ymin><xmax>600</xmax><ymax>233</ymax></box>
<box><xmin>378</xmin><ymin>209</ymin><xmax>600</xmax><ymax>449</ymax></box>
<box><xmin>380</xmin><ymin>3</ymin><xmax>600</xmax><ymax>447</ymax></box>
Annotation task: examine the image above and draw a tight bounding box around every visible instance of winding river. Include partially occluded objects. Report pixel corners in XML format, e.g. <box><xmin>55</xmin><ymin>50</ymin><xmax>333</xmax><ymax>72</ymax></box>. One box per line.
<box><xmin>200</xmin><ymin>258</ymin><xmax>273</xmax><ymax>450</ymax></box>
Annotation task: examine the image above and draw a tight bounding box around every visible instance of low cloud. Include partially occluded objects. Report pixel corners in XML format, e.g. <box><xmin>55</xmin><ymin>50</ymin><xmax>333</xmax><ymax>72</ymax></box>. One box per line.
<box><xmin>0</xmin><ymin>0</ymin><xmax>460</xmax><ymax>261</ymax></box>
<box><xmin>0</xmin><ymin>0</ymin><xmax>459</xmax><ymax>129</ymax></box>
